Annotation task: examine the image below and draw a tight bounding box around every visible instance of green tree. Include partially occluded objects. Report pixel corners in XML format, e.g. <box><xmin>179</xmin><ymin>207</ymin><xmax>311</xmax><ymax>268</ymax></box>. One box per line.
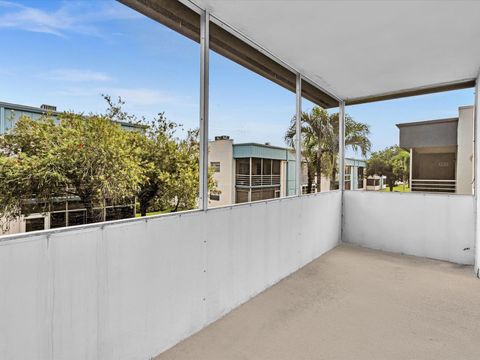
<box><xmin>392</xmin><ymin>149</ymin><xmax>410</xmax><ymax>191</ymax></box>
<box><xmin>0</xmin><ymin>117</ymin><xmax>62</xmax><ymax>231</ymax></box>
<box><xmin>285</xmin><ymin>106</ymin><xmax>371</xmax><ymax>192</ymax></box>
<box><xmin>104</xmin><ymin>96</ymin><xmax>179</xmax><ymax>216</ymax></box>
<box><xmin>133</xmin><ymin>119</ymin><xmax>179</xmax><ymax>216</ymax></box>
<box><xmin>0</xmin><ymin>113</ymin><xmax>144</xmax><ymax>230</ymax></box>
<box><xmin>366</xmin><ymin>146</ymin><xmax>409</xmax><ymax>192</ymax></box>
<box><xmin>103</xmin><ymin>96</ymin><xmax>217</xmax><ymax>215</ymax></box>
<box><xmin>0</xmin><ymin>95</ymin><xmax>218</xmax><ymax>232</ymax></box>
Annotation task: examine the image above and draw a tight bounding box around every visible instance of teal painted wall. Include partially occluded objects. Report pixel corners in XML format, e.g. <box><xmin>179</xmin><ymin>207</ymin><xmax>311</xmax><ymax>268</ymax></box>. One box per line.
<box><xmin>233</xmin><ymin>143</ymin><xmax>292</xmax><ymax>160</ymax></box>
<box><xmin>2</xmin><ymin>107</ymin><xmax>49</xmax><ymax>133</ymax></box>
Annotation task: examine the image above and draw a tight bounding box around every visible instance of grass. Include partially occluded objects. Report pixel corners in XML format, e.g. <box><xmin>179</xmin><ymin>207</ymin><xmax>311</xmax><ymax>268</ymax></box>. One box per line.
<box><xmin>380</xmin><ymin>185</ymin><xmax>410</xmax><ymax>192</ymax></box>
<box><xmin>135</xmin><ymin>209</ymin><xmax>171</xmax><ymax>217</ymax></box>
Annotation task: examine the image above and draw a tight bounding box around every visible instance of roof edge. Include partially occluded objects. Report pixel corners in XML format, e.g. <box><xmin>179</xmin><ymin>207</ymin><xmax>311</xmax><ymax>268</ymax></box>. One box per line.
<box><xmin>396</xmin><ymin>117</ymin><xmax>458</xmax><ymax>128</ymax></box>
<box><xmin>346</xmin><ymin>78</ymin><xmax>475</xmax><ymax>106</ymax></box>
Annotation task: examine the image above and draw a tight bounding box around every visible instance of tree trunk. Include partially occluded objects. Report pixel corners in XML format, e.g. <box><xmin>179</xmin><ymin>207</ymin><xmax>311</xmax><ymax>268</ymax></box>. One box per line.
<box><xmin>137</xmin><ymin>182</ymin><xmax>159</xmax><ymax>217</ymax></box>
<box><xmin>172</xmin><ymin>198</ymin><xmax>180</xmax><ymax>212</ymax></box>
<box><xmin>389</xmin><ymin>177</ymin><xmax>394</xmax><ymax>192</ymax></box>
<box><xmin>307</xmin><ymin>167</ymin><xmax>314</xmax><ymax>194</ymax></box>
<box><xmin>79</xmin><ymin>193</ymin><xmax>96</xmax><ymax>224</ymax></box>
<box><xmin>316</xmin><ymin>150</ymin><xmax>322</xmax><ymax>193</ymax></box>
<box><xmin>140</xmin><ymin>200</ymin><xmax>149</xmax><ymax>217</ymax></box>
<box><xmin>330</xmin><ymin>158</ymin><xmax>337</xmax><ymax>190</ymax></box>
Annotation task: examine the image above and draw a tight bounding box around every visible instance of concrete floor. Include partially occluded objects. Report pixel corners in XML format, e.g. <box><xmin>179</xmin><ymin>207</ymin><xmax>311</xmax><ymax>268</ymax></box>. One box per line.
<box><xmin>156</xmin><ymin>244</ymin><xmax>480</xmax><ymax>360</ymax></box>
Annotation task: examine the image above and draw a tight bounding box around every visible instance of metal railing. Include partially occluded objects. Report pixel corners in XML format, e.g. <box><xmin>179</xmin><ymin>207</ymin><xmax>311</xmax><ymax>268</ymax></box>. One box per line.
<box><xmin>236</xmin><ymin>174</ymin><xmax>281</xmax><ymax>187</ymax></box>
<box><xmin>411</xmin><ymin>179</ymin><xmax>456</xmax><ymax>193</ymax></box>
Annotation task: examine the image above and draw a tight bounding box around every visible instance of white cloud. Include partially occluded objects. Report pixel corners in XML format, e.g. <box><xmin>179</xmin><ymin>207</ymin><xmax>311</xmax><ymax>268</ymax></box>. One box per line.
<box><xmin>0</xmin><ymin>0</ymin><xmax>141</xmax><ymax>37</ymax></box>
<box><xmin>43</xmin><ymin>69</ymin><xmax>112</xmax><ymax>82</ymax></box>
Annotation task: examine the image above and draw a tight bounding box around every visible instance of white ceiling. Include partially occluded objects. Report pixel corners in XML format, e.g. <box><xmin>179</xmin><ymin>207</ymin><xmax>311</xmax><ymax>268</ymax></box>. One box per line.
<box><xmin>188</xmin><ymin>0</ymin><xmax>480</xmax><ymax>101</ymax></box>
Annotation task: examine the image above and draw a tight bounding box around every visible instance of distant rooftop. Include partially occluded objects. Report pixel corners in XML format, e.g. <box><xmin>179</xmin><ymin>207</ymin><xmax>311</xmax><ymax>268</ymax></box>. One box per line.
<box><xmin>212</xmin><ymin>136</ymin><xmax>366</xmax><ymax>163</ymax></box>
<box><xmin>0</xmin><ymin>101</ymin><xmax>59</xmax><ymax>115</ymax></box>
<box><xmin>0</xmin><ymin>100</ymin><xmax>146</xmax><ymax>131</ymax></box>
<box><xmin>234</xmin><ymin>142</ymin><xmax>294</xmax><ymax>152</ymax></box>
<box><xmin>396</xmin><ymin>117</ymin><xmax>458</xmax><ymax>128</ymax></box>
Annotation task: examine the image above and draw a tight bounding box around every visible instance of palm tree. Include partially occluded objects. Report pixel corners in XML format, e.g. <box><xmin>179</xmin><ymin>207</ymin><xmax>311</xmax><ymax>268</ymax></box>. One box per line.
<box><xmin>285</xmin><ymin>106</ymin><xmax>371</xmax><ymax>193</ymax></box>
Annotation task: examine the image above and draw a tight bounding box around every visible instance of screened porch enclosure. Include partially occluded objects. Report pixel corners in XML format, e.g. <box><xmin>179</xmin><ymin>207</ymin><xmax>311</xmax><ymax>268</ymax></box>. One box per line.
<box><xmin>1</xmin><ymin>1</ymin><xmax>480</xmax><ymax>360</ymax></box>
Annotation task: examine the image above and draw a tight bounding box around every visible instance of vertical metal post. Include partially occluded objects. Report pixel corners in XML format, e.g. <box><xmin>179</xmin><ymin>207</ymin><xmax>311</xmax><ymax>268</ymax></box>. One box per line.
<box><xmin>102</xmin><ymin>198</ymin><xmax>107</xmax><ymax>222</ymax></box>
<box><xmin>474</xmin><ymin>73</ymin><xmax>480</xmax><ymax>277</ymax></box>
<box><xmin>409</xmin><ymin>148</ymin><xmax>413</xmax><ymax>190</ymax></box>
<box><xmin>65</xmin><ymin>199</ymin><xmax>69</xmax><ymax>227</ymax></box>
<box><xmin>0</xmin><ymin>107</ymin><xmax>5</xmax><ymax>134</ymax></box>
<box><xmin>339</xmin><ymin>101</ymin><xmax>346</xmax><ymax>191</ymax></box>
<box><xmin>248</xmin><ymin>157</ymin><xmax>252</xmax><ymax>202</ymax></box>
<box><xmin>199</xmin><ymin>10</ymin><xmax>210</xmax><ymax>210</ymax></box>
<box><xmin>295</xmin><ymin>74</ymin><xmax>302</xmax><ymax>196</ymax></box>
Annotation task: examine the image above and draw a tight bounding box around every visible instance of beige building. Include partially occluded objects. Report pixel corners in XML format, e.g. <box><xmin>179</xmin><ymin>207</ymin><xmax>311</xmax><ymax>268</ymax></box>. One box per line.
<box><xmin>208</xmin><ymin>136</ymin><xmax>297</xmax><ymax>207</ymax></box>
<box><xmin>397</xmin><ymin>105</ymin><xmax>474</xmax><ymax>194</ymax></box>
<box><xmin>208</xmin><ymin>136</ymin><xmax>368</xmax><ymax>207</ymax></box>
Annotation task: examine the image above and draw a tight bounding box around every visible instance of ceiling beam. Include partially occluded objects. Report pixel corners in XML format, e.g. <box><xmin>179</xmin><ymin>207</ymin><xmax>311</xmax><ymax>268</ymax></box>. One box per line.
<box><xmin>346</xmin><ymin>79</ymin><xmax>476</xmax><ymax>106</ymax></box>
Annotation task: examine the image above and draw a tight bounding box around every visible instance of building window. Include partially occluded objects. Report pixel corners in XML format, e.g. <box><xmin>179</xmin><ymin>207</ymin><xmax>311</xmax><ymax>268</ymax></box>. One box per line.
<box><xmin>50</xmin><ymin>212</ymin><xmax>67</xmax><ymax>229</ymax></box>
<box><xmin>236</xmin><ymin>158</ymin><xmax>250</xmax><ymax>175</ymax></box>
<box><xmin>25</xmin><ymin>217</ymin><xmax>46</xmax><ymax>232</ymax></box>
<box><xmin>210</xmin><ymin>194</ymin><xmax>220</xmax><ymax>201</ymax></box>
<box><xmin>358</xmin><ymin>166</ymin><xmax>364</xmax><ymax>189</ymax></box>
<box><xmin>272</xmin><ymin>160</ymin><xmax>281</xmax><ymax>175</ymax></box>
<box><xmin>263</xmin><ymin>159</ymin><xmax>272</xmax><ymax>175</ymax></box>
<box><xmin>345</xmin><ymin>165</ymin><xmax>352</xmax><ymax>190</ymax></box>
<box><xmin>367</xmin><ymin>178</ymin><xmax>380</xmax><ymax>186</ymax></box>
<box><xmin>252</xmin><ymin>158</ymin><xmax>262</xmax><ymax>175</ymax></box>
<box><xmin>250</xmin><ymin>187</ymin><xmax>279</xmax><ymax>202</ymax></box>
<box><xmin>210</xmin><ymin>161</ymin><xmax>220</xmax><ymax>172</ymax></box>
<box><xmin>236</xmin><ymin>190</ymin><xmax>249</xmax><ymax>203</ymax></box>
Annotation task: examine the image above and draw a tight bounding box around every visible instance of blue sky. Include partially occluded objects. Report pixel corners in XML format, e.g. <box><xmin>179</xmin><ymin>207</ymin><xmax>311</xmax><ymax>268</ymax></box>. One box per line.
<box><xmin>0</xmin><ymin>0</ymin><xmax>474</xmax><ymax>157</ymax></box>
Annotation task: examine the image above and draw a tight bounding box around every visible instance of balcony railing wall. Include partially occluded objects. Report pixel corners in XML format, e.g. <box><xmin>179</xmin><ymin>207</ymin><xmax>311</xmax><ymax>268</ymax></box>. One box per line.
<box><xmin>343</xmin><ymin>191</ymin><xmax>474</xmax><ymax>265</ymax></box>
<box><xmin>0</xmin><ymin>191</ymin><xmax>341</xmax><ymax>360</ymax></box>
<box><xmin>235</xmin><ymin>174</ymin><xmax>281</xmax><ymax>187</ymax></box>
<box><xmin>411</xmin><ymin>179</ymin><xmax>456</xmax><ymax>193</ymax></box>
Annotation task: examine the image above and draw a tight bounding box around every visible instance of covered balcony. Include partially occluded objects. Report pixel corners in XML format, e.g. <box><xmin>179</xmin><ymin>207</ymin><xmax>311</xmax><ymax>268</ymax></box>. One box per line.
<box><xmin>397</xmin><ymin>106</ymin><xmax>474</xmax><ymax>194</ymax></box>
<box><xmin>1</xmin><ymin>1</ymin><xmax>479</xmax><ymax>360</ymax></box>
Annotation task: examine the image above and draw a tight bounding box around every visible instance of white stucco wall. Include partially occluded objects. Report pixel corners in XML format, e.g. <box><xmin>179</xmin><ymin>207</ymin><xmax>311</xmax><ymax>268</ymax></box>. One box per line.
<box><xmin>343</xmin><ymin>191</ymin><xmax>475</xmax><ymax>265</ymax></box>
<box><xmin>0</xmin><ymin>216</ymin><xmax>22</xmax><ymax>235</ymax></box>
<box><xmin>456</xmin><ymin>105</ymin><xmax>474</xmax><ymax>195</ymax></box>
<box><xmin>0</xmin><ymin>191</ymin><xmax>341</xmax><ymax>360</ymax></box>
<box><xmin>208</xmin><ymin>139</ymin><xmax>234</xmax><ymax>207</ymax></box>
<box><xmin>474</xmin><ymin>76</ymin><xmax>480</xmax><ymax>277</ymax></box>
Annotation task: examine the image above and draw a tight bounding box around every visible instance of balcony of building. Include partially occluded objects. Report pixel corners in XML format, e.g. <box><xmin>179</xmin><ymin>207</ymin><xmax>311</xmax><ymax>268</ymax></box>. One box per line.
<box><xmin>397</xmin><ymin>106</ymin><xmax>474</xmax><ymax>194</ymax></box>
<box><xmin>1</xmin><ymin>1</ymin><xmax>480</xmax><ymax>360</ymax></box>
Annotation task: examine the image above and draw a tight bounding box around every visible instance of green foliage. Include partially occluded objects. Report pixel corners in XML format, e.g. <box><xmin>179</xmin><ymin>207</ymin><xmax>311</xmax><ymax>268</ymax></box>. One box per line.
<box><xmin>103</xmin><ymin>97</ymin><xmax>216</xmax><ymax>215</ymax></box>
<box><xmin>285</xmin><ymin>106</ymin><xmax>371</xmax><ymax>192</ymax></box>
<box><xmin>0</xmin><ymin>96</ymin><xmax>217</xmax><ymax>232</ymax></box>
<box><xmin>366</xmin><ymin>145</ymin><xmax>410</xmax><ymax>191</ymax></box>
<box><xmin>0</xmin><ymin>113</ymin><xmax>144</xmax><ymax>230</ymax></box>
